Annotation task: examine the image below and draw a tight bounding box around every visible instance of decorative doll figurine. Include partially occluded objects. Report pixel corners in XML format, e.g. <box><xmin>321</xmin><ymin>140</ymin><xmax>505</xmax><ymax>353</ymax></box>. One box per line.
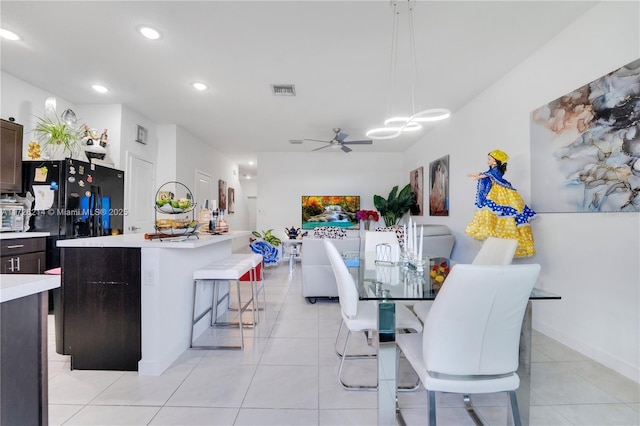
<box><xmin>99</xmin><ymin>129</ymin><xmax>108</xmax><ymax>148</ymax></box>
<box><xmin>465</xmin><ymin>149</ymin><xmax>536</xmax><ymax>257</ymax></box>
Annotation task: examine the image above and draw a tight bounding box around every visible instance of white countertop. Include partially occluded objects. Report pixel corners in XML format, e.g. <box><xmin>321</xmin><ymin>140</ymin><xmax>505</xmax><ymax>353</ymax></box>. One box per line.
<box><xmin>0</xmin><ymin>232</ymin><xmax>50</xmax><ymax>240</ymax></box>
<box><xmin>0</xmin><ymin>274</ymin><xmax>60</xmax><ymax>303</ymax></box>
<box><xmin>56</xmin><ymin>230</ymin><xmax>252</xmax><ymax>249</ymax></box>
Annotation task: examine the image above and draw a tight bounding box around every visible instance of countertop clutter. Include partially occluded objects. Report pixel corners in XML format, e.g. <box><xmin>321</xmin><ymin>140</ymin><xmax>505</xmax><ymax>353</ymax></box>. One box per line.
<box><xmin>56</xmin><ymin>230</ymin><xmax>251</xmax><ymax>249</ymax></box>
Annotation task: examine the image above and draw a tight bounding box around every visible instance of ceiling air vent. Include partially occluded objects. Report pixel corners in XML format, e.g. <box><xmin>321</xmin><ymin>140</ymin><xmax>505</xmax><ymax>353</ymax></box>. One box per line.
<box><xmin>271</xmin><ymin>84</ymin><xmax>296</xmax><ymax>96</ymax></box>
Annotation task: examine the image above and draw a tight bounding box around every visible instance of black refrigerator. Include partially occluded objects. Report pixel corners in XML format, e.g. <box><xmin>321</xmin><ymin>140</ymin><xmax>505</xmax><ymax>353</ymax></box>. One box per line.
<box><xmin>22</xmin><ymin>158</ymin><xmax>125</xmax><ymax>353</ymax></box>
<box><xmin>22</xmin><ymin>158</ymin><xmax>125</xmax><ymax>269</ymax></box>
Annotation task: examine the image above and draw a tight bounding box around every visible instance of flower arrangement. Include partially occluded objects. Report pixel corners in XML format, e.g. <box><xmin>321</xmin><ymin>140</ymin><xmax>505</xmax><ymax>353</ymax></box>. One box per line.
<box><xmin>430</xmin><ymin>261</ymin><xmax>450</xmax><ymax>289</ymax></box>
<box><xmin>356</xmin><ymin>209</ymin><xmax>380</xmax><ymax>222</ymax></box>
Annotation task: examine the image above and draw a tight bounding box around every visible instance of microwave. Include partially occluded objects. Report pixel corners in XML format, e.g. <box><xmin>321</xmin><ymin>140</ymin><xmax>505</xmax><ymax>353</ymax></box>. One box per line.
<box><xmin>0</xmin><ymin>203</ymin><xmax>25</xmax><ymax>232</ymax></box>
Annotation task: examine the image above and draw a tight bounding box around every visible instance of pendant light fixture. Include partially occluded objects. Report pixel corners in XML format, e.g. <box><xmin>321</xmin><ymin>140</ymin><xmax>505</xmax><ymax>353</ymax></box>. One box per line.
<box><xmin>366</xmin><ymin>1</ymin><xmax>450</xmax><ymax>140</ymax></box>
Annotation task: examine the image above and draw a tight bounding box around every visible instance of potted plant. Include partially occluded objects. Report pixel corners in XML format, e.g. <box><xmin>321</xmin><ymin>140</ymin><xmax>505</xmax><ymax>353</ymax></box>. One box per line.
<box><xmin>32</xmin><ymin>114</ymin><xmax>82</xmax><ymax>159</ymax></box>
<box><xmin>373</xmin><ymin>183</ymin><xmax>416</xmax><ymax>226</ymax></box>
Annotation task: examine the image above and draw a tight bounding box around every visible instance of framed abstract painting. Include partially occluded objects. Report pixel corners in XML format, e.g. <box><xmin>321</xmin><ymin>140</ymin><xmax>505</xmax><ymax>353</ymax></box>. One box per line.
<box><xmin>530</xmin><ymin>58</ymin><xmax>640</xmax><ymax>212</ymax></box>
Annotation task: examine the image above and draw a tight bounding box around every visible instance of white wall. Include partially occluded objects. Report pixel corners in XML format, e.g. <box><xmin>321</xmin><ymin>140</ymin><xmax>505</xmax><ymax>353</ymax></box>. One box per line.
<box><xmin>76</xmin><ymin>104</ymin><xmax>122</xmax><ymax>167</ymax></box>
<box><xmin>175</xmin><ymin>126</ymin><xmax>250</xmax><ymax>250</ymax></box>
<box><xmin>1</xmin><ymin>71</ymin><xmax>76</xmax><ymax>160</ymax></box>
<box><xmin>404</xmin><ymin>1</ymin><xmax>639</xmax><ymax>381</ymax></box>
<box><xmin>2</xmin><ymin>74</ymin><xmax>249</xmax><ymax>247</ymax></box>
<box><xmin>257</xmin><ymin>151</ymin><xmax>406</xmax><ymax>242</ymax></box>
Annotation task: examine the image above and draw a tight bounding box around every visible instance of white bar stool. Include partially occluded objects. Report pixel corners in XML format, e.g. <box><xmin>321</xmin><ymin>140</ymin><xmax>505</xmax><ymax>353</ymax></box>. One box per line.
<box><xmin>190</xmin><ymin>258</ymin><xmax>253</xmax><ymax>350</ymax></box>
<box><xmin>226</xmin><ymin>253</ymin><xmax>266</xmax><ymax>324</ymax></box>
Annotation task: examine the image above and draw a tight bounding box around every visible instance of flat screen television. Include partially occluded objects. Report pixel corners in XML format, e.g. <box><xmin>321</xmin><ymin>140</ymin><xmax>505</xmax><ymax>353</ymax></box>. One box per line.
<box><xmin>301</xmin><ymin>195</ymin><xmax>360</xmax><ymax>229</ymax></box>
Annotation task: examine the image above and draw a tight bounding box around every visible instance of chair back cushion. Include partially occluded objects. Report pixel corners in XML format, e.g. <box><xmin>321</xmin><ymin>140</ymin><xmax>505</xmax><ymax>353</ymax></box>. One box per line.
<box><xmin>364</xmin><ymin>231</ymin><xmax>399</xmax><ymax>252</ymax></box>
<box><xmin>472</xmin><ymin>237</ymin><xmax>518</xmax><ymax>265</ymax></box>
<box><xmin>423</xmin><ymin>264</ymin><xmax>540</xmax><ymax>376</ymax></box>
<box><xmin>324</xmin><ymin>239</ymin><xmax>359</xmax><ymax>317</ymax></box>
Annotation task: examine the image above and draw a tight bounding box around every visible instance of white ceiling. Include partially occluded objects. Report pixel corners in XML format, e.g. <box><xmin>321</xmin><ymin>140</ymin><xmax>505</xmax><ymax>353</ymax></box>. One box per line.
<box><xmin>1</xmin><ymin>1</ymin><xmax>597</xmax><ymax>179</ymax></box>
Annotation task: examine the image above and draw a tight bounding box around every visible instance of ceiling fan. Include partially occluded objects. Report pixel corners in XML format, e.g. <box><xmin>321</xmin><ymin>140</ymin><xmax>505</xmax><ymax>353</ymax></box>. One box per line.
<box><xmin>290</xmin><ymin>128</ymin><xmax>373</xmax><ymax>153</ymax></box>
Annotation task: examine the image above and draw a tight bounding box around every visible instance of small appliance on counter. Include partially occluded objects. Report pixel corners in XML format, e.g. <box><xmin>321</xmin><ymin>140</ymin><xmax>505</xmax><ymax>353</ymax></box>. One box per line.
<box><xmin>0</xmin><ymin>201</ymin><xmax>24</xmax><ymax>232</ymax></box>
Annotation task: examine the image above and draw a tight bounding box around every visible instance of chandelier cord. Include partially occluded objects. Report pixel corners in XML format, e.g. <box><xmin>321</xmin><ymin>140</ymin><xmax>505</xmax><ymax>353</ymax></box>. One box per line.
<box><xmin>408</xmin><ymin>0</ymin><xmax>419</xmax><ymax>115</ymax></box>
<box><xmin>366</xmin><ymin>0</ymin><xmax>450</xmax><ymax>139</ymax></box>
<box><xmin>387</xmin><ymin>1</ymin><xmax>400</xmax><ymax>120</ymax></box>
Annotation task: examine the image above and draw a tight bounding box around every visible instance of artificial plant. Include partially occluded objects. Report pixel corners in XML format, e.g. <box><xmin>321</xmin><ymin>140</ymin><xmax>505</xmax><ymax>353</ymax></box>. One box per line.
<box><xmin>373</xmin><ymin>183</ymin><xmax>416</xmax><ymax>226</ymax></box>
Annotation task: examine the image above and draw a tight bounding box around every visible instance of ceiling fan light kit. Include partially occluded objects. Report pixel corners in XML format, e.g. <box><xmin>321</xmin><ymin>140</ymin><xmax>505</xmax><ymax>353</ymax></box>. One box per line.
<box><xmin>366</xmin><ymin>0</ymin><xmax>450</xmax><ymax>140</ymax></box>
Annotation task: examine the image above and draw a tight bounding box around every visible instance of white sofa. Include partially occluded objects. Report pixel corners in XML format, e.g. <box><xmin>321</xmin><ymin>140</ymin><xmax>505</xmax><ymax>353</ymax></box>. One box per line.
<box><xmin>420</xmin><ymin>224</ymin><xmax>455</xmax><ymax>258</ymax></box>
<box><xmin>301</xmin><ymin>236</ymin><xmax>360</xmax><ymax>303</ymax></box>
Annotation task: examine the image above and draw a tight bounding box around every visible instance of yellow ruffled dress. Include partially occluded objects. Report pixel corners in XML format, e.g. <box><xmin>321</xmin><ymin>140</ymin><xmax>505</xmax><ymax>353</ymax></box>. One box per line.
<box><xmin>465</xmin><ymin>167</ymin><xmax>536</xmax><ymax>258</ymax></box>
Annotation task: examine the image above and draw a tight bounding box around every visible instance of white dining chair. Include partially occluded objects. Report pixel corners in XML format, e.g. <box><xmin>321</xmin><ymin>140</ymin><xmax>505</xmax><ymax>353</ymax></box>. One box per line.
<box><xmin>324</xmin><ymin>239</ymin><xmax>423</xmax><ymax>391</ymax></box>
<box><xmin>396</xmin><ymin>263</ymin><xmax>541</xmax><ymax>425</ymax></box>
<box><xmin>363</xmin><ymin>230</ymin><xmax>400</xmax><ymax>266</ymax></box>
<box><xmin>472</xmin><ymin>236</ymin><xmax>519</xmax><ymax>265</ymax></box>
<box><xmin>413</xmin><ymin>236</ymin><xmax>519</xmax><ymax>324</ymax></box>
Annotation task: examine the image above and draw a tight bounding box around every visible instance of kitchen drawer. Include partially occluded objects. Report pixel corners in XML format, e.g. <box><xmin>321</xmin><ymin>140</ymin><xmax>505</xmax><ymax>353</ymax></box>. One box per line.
<box><xmin>1</xmin><ymin>251</ymin><xmax>46</xmax><ymax>274</ymax></box>
<box><xmin>1</xmin><ymin>237</ymin><xmax>46</xmax><ymax>256</ymax></box>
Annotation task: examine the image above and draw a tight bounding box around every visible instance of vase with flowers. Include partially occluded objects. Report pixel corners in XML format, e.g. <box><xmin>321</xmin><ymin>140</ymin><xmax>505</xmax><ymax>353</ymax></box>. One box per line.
<box><xmin>356</xmin><ymin>209</ymin><xmax>380</xmax><ymax>230</ymax></box>
<box><xmin>429</xmin><ymin>260</ymin><xmax>450</xmax><ymax>292</ymax></box>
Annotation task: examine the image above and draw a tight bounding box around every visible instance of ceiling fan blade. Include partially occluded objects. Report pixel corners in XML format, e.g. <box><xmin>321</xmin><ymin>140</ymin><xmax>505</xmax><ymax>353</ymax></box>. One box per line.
<box><xmin>335</xmin><ymin>132</ymin><xmax>349</xmax><ymax>142</ymax></box>
<box><xmin>312</xmin><ymin>145</ymin><xmax>331</xmax><ymax>152</ymax></box>
<box><xmin>342</xmin><ymin>139</ymin><xmax>373</xmax><ymax>145</ymax></box>
<box><xmin>341</xmin><ymin>145</ymin><xmax>353</xmax><ymax>153</ymax></box>
<box><xmin>304</xmin><ymin>138</ymin><xmax>330</xmax><ymax>143</ymax></box>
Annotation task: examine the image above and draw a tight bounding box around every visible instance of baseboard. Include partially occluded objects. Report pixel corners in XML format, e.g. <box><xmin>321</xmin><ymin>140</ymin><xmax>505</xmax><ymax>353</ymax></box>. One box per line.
<box><xmin>534</xmin><ymin>320</ymin><xmax>639</xmax><ymax>384</ymax></box>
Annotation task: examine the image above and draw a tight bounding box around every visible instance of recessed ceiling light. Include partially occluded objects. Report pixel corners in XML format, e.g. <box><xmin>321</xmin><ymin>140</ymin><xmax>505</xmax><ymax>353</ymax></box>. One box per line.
<box><xmin>92</xmin><ymin>84</ymin><xmax>109</xmax><ymax>93</ymax></box>
<box><xmin>192</xmin><ymin>82</ymin><xmax>208</xmax><ymax>91</ymax></box>
<box><xmin>138</xmin><ymin>26</ymin><xmax>161</xmax><ymax>40</ymax></box>
<box><xmin>248</xmin><ymin>161</ymin><xmax>254</xmax><ymax>165</ymax></box>
<box><xmin>0</xmin><ymin>28</ymin><xmax>20</xmax><ymax>41</ymax></box>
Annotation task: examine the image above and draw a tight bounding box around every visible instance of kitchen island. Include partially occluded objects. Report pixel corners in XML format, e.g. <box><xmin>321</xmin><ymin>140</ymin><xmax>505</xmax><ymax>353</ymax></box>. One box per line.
<box><xmin>1</xmin><ymin>274</ymin><xmax>60</xmax><ymax>426</ymax></box>
<box><xmin>57</xmin><ymin>231</ymin><xmax>251</xmax><ymax>375</ymax></box>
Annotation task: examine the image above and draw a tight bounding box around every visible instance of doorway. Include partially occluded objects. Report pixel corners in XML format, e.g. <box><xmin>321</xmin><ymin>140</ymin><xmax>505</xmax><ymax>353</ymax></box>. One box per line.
<box><xmin>125</xmin><ymin>153</ymin><xmax>155</xmax><ymax>234</ymax></box>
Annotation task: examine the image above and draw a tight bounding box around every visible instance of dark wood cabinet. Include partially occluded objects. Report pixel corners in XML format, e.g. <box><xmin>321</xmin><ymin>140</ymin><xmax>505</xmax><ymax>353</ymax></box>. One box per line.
<box><xmin>60</xmin><ymin>247</ymin><xmax>141</xmax><ymax>371</ymax></box>
<box><xmin>1</xmin><ymin>291</ymin><xmax>49</xmax><ymax>426</ymax></box>
<box><xmin>1</xmin><ymin>119</ymin><xmax>24</xmax><ymax>193</ymax></box>
<box><xmin>0</xmin><ymin>237</ymin><xmax>46</xmax><ymax>274</ymax></box>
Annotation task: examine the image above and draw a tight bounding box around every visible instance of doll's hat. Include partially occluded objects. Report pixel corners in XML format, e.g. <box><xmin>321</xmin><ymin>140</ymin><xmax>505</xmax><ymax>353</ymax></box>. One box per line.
<box><xmin>489</xmin><ymin>149</ymin><xmax>509</xmax><ymax>163</ymax></box>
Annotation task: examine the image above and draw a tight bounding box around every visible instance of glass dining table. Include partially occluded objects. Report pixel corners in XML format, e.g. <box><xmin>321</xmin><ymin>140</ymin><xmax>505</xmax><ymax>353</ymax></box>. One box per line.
<box><xmin>345</xmin><ymin>255</ymin><xmax>561</xmax><ymax>426</ymax></box>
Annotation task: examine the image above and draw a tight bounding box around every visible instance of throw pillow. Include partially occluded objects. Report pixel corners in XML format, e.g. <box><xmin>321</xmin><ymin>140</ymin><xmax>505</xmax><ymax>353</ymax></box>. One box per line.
<box><xmin>313</xmin><ymin>226</ymin><xmax>347</xmax><ymax>239</ymax></box>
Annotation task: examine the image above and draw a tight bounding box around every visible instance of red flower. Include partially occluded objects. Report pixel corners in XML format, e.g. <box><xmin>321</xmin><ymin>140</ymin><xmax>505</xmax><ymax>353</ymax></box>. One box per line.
<box><xmin>356</xmin><ymin>210</ymin><xmax>379</xmax><ymax>221</ymax></box>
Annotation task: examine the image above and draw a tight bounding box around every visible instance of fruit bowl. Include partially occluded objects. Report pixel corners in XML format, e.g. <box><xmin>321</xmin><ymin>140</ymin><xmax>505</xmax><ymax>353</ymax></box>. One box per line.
<box><xmin>161</xmin><ymin>224</ymin><xmax>200</xmax><ymax>235</ymax></box>
<box><xmin>155</xmin><ymin>219</ymin><xmax>201</xmax><ymax>236</ymax></box>
<box><xmin>156</xmin><ymin>204</ymin><xmax>185</xmax><ymax>213</ymax></box>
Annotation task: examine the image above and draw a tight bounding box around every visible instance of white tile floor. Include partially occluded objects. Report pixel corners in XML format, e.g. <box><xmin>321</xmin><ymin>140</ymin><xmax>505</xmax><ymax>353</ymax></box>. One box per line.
<box><xmin>48</xmin><ymin>261</ymin><xmax>639</xmax><ymax>425</ymax></box>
